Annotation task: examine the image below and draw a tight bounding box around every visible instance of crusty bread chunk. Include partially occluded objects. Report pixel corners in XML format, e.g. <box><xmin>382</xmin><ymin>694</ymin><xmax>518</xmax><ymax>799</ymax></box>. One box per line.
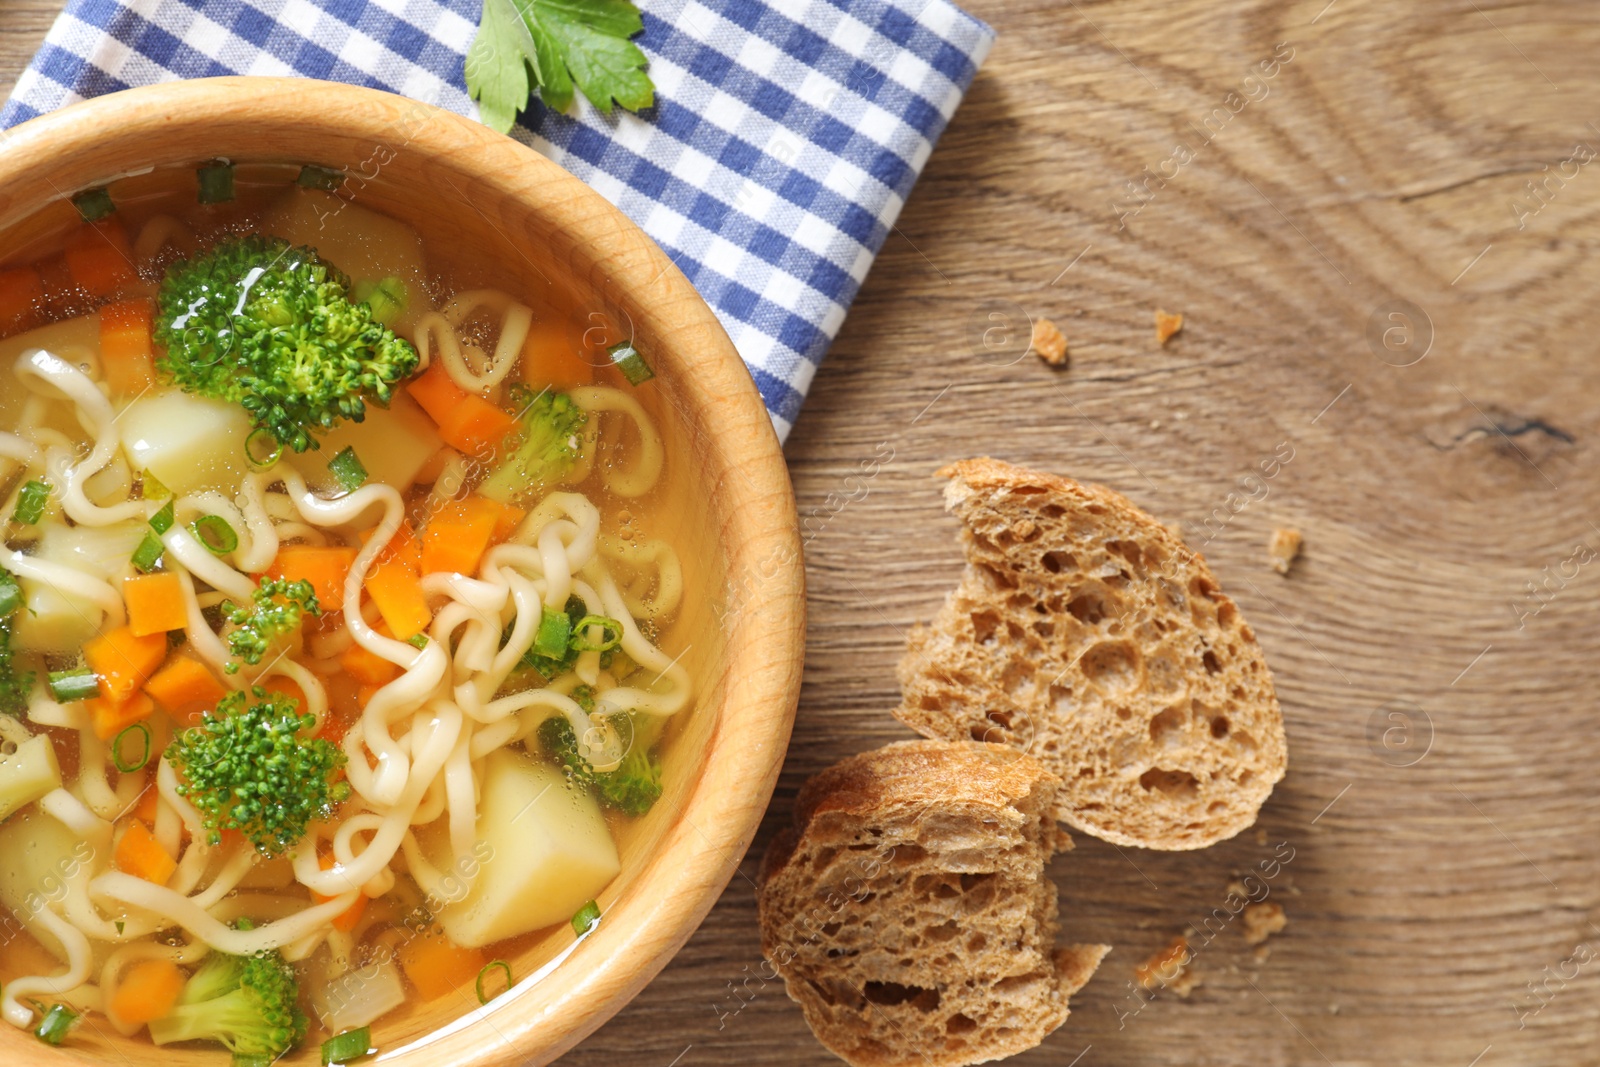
<box><xmin>895</xmin><ymin>458</ymin><xmax>1287</xmax><ymax>850</ymax></box>
<box><xmin>757</xmin><ymin>740</ymin><xmax>1108</xmax><ymax>1067</ymax></box>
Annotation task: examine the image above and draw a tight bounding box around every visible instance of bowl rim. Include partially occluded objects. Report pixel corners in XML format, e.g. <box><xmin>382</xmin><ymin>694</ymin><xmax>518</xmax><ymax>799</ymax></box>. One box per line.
<box><xmin>0</xmin><ymin>77</ymin><xmax>805</xmax><ymax>1066</ymax></box>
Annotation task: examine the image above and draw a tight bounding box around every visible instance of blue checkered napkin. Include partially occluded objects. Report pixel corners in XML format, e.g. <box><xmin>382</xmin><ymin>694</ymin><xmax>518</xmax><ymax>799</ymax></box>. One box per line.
<box><xmin>0</xmin><ymin>0</ymin><xmax>994</xmax><ymax>441</ymax></box>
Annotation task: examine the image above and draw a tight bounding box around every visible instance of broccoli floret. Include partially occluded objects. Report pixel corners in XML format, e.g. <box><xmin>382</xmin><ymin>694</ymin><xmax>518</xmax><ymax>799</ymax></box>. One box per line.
<box><xmin>478</xmin><ymin>386</ymin><xmax>588</xmax><ymax>504</ymax></box>
<box><xmin>148</xmin><ymin>948</ymin><xmax>308</xmax><ymax>1058</ymax></box>
<box><xmin>154</xmin><ymin>235</ymin><xmax>420</xmax><ymax>453</ymax></box>
<box><xmin>0</xmin><ymin>567</ymin><xmax>32</xmax><ymax>716</ymax></box>
<box><xmin>167</xmin><ymin>688</ymin><xmax>348</xmax><ymax>854</ymax></box>
<box><xmin>220</xmin><ymin>577</ymin><xmax>320</xmax><ymax>675</ymax></box>
<box><xmin>537</xmin><ymin>710</ymin><xmax>664</xmax><ymax>817</ymax></box>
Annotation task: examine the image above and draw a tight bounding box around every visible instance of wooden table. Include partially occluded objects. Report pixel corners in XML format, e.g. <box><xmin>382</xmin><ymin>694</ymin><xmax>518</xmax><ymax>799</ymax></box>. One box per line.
<box><xmin>3</xmin><ymin>3</ymin><xmax>1597</xmax><ymax>1064</ymax></box>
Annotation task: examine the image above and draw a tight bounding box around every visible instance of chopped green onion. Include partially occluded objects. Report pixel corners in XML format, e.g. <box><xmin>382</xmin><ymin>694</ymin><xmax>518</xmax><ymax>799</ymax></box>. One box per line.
<box><xmin>233</xmin><ymin>1056</ymin><xmax>272</xmax><ymax>1067</ymax></box>
<box><xmin>298</xmin><ymin>164</ymin><xmax>345</xmax><ymax>191</ymax></box>
<box><xmin>608</xmin><ymin>341</ymin><xmax>654</xmax><ymax>386</ymax></box>
<box><xmin>141</xmin><ymin>470</ymin><xmax>170</xmax><ymax>500</ymax></box>
<box><xmin>0</xmin><ymin>570</ymin><xmax>21</xmax><ymax>618</ymax></box>
<box><xmin>33</xmin><ymin>1003</ymin><xmax>77</xmax><ymax>1045</ymax></box>
<box><xmin>191</xmin><ymin>515</ymin><xmax>238</xmax><ymax>555</ymax></box>
<box><xmin>358</xmin><ymin>275</ymin><xmax>406</xmax><ymax>326</ymax></box>
<box><xmin>320</xmin><ymin>1025</ymin><xmax>372</xmax><ymax>1065</ymax></box>
<box><xmin>535</xmin><ymin>609</ymin><xmax>571</xmax><ymax>659</ymax></box>
<box><xmin>114</xmin><ymin>920</ymin><xmax>124</xmax><ymax>935</ymax></box>
<box><xmin>571</xmin><ymin>899</ymin><xmax>601</xmax><ymax>935</ymax></box>
<box><xmin>570</xmin><ymin>615</ymin><xmax>624</xmax><ymax>653</ymax></box>
<box><xmin>245</xmin><ymin>428</ymin><xmax>282</xmax><ymax>468</ymax></box>
<box><xmin>476</xmin><ymin>959</ymin><xmax>513</xmax><ymax>1004</ymax></box>
<box><xmin>112</xmin><ymin>723</ymin><xmax>152</xmax><ymax>773</ymax></box>
<box><xmin>148</xmin><ymin>498</ymin><xmax>176</xmax><ymax>534</ymax></box>
<box><xmin>48</xmin><ymin>669</ymin><xmax>100</xmax><ymax>704</ymax></box>
<box><xmin>71</xmin><ymin>188</ymin><xmax>115</xmax><ymax>222</ymax></box>
<box><xmin>328</xmin><ymin>446</ymin><xmax>368</xmax><ymax>491</ymax></box>
<box><xmin>131</xmin><ymin>532</ymin><xmax>166</xmax><ymax>573</ymax></box>
<box><xmin>13</xmin><ymin>480</ymin><xmax>49</xmax><ymax>525</ymax></box>
<box><xmin>407</xmin><ymin>633</ymin><xmax>428</xmax><ymax>650</ymax></box>
<box><xmin>196</xmin><ymin>159</ymin><xmax>235</xmax><ymax>204</ymax></box>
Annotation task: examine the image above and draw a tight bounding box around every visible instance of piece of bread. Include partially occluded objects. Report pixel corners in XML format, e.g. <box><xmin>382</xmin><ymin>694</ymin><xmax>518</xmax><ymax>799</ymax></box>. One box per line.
<box><xmin>1267</xmin><ymin>527</ymin><xmax>1303</xmax><ymax>574</ymax></box>
<box><xmin>894</xmin><ymin>458</ymin><xmax>1287</xmax><ymax>850</ymax></box>
<box><xmin>757</xmin><ymin>740</ymin><xmax>1109</xmax><ymax>1067</ymax></box>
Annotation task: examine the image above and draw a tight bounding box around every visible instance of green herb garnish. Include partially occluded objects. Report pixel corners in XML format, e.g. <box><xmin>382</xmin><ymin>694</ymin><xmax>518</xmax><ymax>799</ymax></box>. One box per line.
<box><xmin>466</xmin><ymin>0</ymin><xmax>654</xmax><ymax>133</ymax></box>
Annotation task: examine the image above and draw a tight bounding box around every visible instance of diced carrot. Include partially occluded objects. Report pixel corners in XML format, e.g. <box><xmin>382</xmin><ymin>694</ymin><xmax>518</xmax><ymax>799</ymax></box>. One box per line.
<box><xmin>63</xmin><ymin>219</ymin><xmax>136</xmax><ymax>297</ymax></box>
<box><xmin>485</xmin><ymin>499</ymin><xmax>527</xmax><ymax>544</ymax></box>
<box><xmin>438</xmin><ymin>399</ymin><xmax>519</xmax><ymax>460</ymax></box>
<box><xmin>36</xmin><ymin>255</ymin><xmax>73</xmax><ymax>314</ymax></box>
<box><xmin>123</xmin><ymin>572</ymin><xmax>187</xmax><ymax>637</ymax></box>
<box><xmin>359</xmin><ymin>524</ymin><xmax>430</xmax><ymax>639</ymax></box>
<box><xmin>130</xmin><ymin>783</ymin><xmax>158</xmax><ymax>824</ymax></box>
<box><xmin>266</xmin><ymin>545</ymin><xmax>358</xmax><ymax>612</ymax></box>
<box><xmin>356</xmin><ymin>683</ymin><xmax>383</xmax><ymax>710</ymax></box>
<box><xmin>0</xmin><ymin>267</ymin><xmax>44</xmax><ymax>336</ymax></box>
<box><xmin>340</xmin><ymin>631</ymin><xmax>400</xmax><ymax>686</ymax></box>
<box><xmin>260</xmin><ymin>674</ymin><xmax>307</xmax><ymax>713</ymax></box>
<box><xmin>399</xmin><ymin>935</ymin><xmax>486</xmax><ymax>1001</ymax></box>
<box><xmin>312</xmin><ymin>852</ymin><xmax>369</xmax><ymax>932</ymax></box>
<box><xmin>144</xmin><ymin>656</ymin><xmax>227</xmax><ymax>725</ymax></box>
<box><xmin>406</xmin><ymin>363</ymin><xmax>517</xmax><ymax>457</ymax></box>
<box><xmin>84</xmin><ymin>625</ymin><xmax>169</xmax><ymax>706</ymax></box>
<box><xmin>88</xmin><ymin>689</ymin><xmax>155</xmax><ymax>741</ymax></box>
<box><xmin>113</xmin><ymin>820</ymin><xmax>176</xmax><ymax>885</ymax></box>
<box><xmin>520</xmin><ymin>318</ymin><xmax>595</xmax><ymax>392</ymax></box>
<box><xmin>359</xmin><ymin>522</ymin><xmax>422</xmax><ymax>571</ymax></box>
<box><xmin>108</xmin><ymin>957</ymin><xmax>185</xmax><ymax>1027</ymax></box>
<box><xmin>316</xmin><ymin>710</ymin><xmax>356</xmax><ymax>746</ymax></box>
<box><xmin>405</xmin><ymin>361</ymin><xmax>466</xmax><ymax>424</ymax></box>
<box><xmin>364</xmin><ymin>565</ymin><xmax>431</xmax><ymax>640</ymax></box>
<box><xmin>99</xmin><ymin>298</ymin><xmax>157</xmax><ymax>397</ymax></box>
<box><xmin>325</xmin><ymin>671</ymin><xmax>361</xmax><ymax>717</ymax></box>
<box><xmin>421</xmin><ymin>496</ymin><xmax>502</xmax><ymax>577</ymax></box>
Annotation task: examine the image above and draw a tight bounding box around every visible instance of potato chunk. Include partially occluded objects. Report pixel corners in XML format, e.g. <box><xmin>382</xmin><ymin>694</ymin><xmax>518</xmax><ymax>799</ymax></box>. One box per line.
<box><xmin>435</xmin><ymin>748</ymin><xmax>620</xmax><ymax>948</ymax></box>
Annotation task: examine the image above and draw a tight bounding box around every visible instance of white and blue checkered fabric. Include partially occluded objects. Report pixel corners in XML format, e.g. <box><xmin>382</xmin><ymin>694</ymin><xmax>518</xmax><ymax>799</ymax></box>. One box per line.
<box><xmin>1</xmin><ymin>0</ymin><xmax>994</xmax><ymax>441</ymax></box>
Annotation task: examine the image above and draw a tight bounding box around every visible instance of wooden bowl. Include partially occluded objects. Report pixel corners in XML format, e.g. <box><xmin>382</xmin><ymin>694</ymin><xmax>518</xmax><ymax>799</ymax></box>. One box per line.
<box><xmin>0</xmin><ymin>79</ymin><xmax>804</xmax><ymax>1065</ymax></box>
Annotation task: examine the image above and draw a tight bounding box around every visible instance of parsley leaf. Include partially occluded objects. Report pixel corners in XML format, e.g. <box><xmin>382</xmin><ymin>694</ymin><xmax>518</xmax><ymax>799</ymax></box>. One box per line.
<box><xmin>467</xmin><ymin>0</ymin><xmax>655</xmax><ymax>133</ymax></box>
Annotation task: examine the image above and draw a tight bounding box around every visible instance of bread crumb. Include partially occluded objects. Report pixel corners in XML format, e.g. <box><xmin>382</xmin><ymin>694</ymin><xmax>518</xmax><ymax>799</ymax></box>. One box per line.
<box><xmin>1154</xmin><ymin>309</ymin><xmax>1183</xmax><ymax>345</ymax></box>
<box><xmin>1252</xmin><ymin>945</ymin><xmax>1273</xmax><ymax>964</ymax></box>
<box><xmin>1242</xmin><ymin>902</ymin><xmax>1287</xmax><ymax>946</ymax></box>
<box><xmin>1267</xmin><ymin>527</ymin><xmax>1302</xmax><ymax>575</ymax></box>
<box><xmin>1255</xmin><ymin>829</ymin><xmax>1268</xmax><ymax>846</ymax></box>
<box><xmin>1134</xmin><ymin>935</ymin><xmax>1200</xmax><ymax>997</ymax></box>
<box><xmin>1030</xmin><ymin>317</ymin><xmax>1068</xmax><ymax>366</ymax></box>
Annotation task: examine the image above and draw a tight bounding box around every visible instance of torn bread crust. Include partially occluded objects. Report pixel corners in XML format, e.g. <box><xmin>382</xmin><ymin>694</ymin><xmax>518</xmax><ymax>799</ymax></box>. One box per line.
<box><xmin>894</xmin><ymin>458</ymin><xmax>1288</xmax><ymax>851</ymax></box>
<box><xmin>1031</xmin><ymin>317</ymin><xmax>1068</xmax><ymax>366</ymax></box>
<box><xmin>1242</xmin><ymin>902</ymin><xmax>1287</xmax><ymax>946</ymax></box>
<box><xmin>1268</xmin><ymin>527</ymin><xmax>1303</xmax><ymax>575</ymax></box>
<box><xmin>757</xmin><ymin>741</ymin><xmax>1109</xmax><ymax>1067</ymax></box>
<box><xmin>1135</xmin><ymin>935</ymin><xmax>1200</xmax><ymax>997</ymax></box>
<box><xmin>1155</xmin><ymin>309</ymin><xmax>1183</xmax><ymax>345</ymax></box>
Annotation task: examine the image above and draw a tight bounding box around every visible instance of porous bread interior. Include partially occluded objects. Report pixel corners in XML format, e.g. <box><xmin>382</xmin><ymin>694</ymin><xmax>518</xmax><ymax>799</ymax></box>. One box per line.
<box><xmin>757</xmin><ymin>741</ymin><xmax>1106</xmax><ymax>1067</ymax></box>
<box><xmin>895</xmin><ymin>459</ymin><xmax>1288</xmax><ymax>850</ymax></box>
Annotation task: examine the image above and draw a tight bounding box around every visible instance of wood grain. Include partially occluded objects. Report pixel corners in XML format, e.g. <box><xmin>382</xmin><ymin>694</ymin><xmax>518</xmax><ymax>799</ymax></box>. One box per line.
<box><xmin>2</xmin><ymin>2</ymin><xmax>1596</xmax><ymax>1065</ymax></box>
